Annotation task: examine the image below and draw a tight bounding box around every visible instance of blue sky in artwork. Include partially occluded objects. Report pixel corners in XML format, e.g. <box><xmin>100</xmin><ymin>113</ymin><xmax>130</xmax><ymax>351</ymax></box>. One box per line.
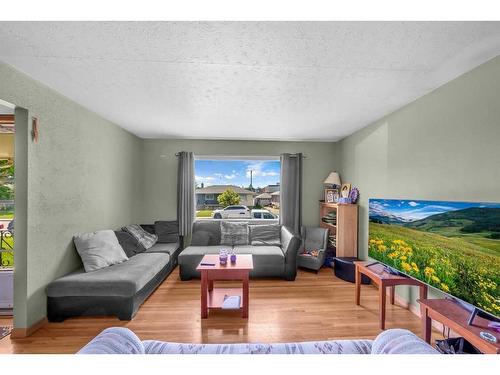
<box><xmin>195</xmin><ymin>160</ymin><xmax>280</xmax><ymax>188</ymax></box>
<box><xmin>369</xmin><ymin>199</ymin><xmax>500</xmax><ymax>221</ymax></box>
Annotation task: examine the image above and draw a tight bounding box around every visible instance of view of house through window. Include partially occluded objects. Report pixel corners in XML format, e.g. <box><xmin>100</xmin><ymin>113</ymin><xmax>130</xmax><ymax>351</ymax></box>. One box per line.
<box><xmin>195</xmin><ymin>158</ymin><xmax>280</xmax><ymax>220</ymax></box>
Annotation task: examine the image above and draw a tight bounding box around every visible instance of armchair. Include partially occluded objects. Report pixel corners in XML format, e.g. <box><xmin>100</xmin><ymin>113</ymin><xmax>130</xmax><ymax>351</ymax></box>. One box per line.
<box><xmin>296</xmin><ymin>226</ymin><xmax>329</xmax><ymax>272</ymax></box>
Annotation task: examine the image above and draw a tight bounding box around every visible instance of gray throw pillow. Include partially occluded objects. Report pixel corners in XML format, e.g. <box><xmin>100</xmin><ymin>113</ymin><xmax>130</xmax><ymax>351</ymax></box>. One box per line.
<box><xmin>154</xmin><ymin>220</ymin><xmax>179</xmax><ymax>243</ymax></box>
<box><xmin>122</xmin><ymin>224</ymin><xmax>158</xmax><ymax>249</ymax></box>
<box><xmin>249</xmin><ymin>224</ymin><xmax>281</xmax><ymax>246</ymax></box>
<box><xmin>114</xmin><ymin>230</ymin><xmax>146</xmax><ymax>257</ymax></box>
<box><xmin>74</xmin><ymin>230</ymin><xmax>129</xmax><ymax>272</ymax></box>
<box><xmin>220</xmin><ymin>221</ymin><xmax>248</xmax><ymax>246</ymax></box>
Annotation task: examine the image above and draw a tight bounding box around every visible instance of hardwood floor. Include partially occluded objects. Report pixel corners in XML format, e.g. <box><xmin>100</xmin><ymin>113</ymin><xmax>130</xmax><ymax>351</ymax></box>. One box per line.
<box><xmin>0</xmin><ymin>268</ymin><xmax>441</xmax><ymax>354</ymax></box>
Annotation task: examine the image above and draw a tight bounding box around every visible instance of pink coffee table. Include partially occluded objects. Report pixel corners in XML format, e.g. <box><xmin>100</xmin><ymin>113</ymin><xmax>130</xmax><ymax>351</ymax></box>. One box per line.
<box><xmin>196</xmin><ymin>254</ymin><xmax>254</xmax><ymax>319</ymax></box>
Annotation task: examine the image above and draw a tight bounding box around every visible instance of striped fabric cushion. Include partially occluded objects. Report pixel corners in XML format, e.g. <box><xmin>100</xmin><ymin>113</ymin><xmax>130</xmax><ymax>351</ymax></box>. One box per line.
<box><xmin>142</xmin><ymin>339</ymin><xmax>373</xmax><ymax>354</ymax></box>
<box><xmin>78</xmin><ymin>327</ymin><xmax>145</xmax><ymax>354</ymax></box>
<box><xmin>122</xmin><ymin>224</ymin><xmax>158</xmax><ymax>250</ymax></box>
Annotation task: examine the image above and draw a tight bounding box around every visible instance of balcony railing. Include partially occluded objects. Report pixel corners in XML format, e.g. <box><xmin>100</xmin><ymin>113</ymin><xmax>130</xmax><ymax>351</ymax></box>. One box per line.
<box><xmin>0</xmin><ymin>229</ymin><xmax>13</xmax><ymax>267</ymax></box>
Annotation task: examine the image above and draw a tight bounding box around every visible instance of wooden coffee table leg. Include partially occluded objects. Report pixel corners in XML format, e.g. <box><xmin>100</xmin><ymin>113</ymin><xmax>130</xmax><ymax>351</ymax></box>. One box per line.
<box><xmin>390</xmin><ymin>286</ymin><xmax>395</xmax><ymax>305</ymax></box>
<box><xmin>355</xmin><ymin>266</ymin><xmax>361</xmax><ymax>305</ymax></box>
<box><xmin>201</xmin><ymin>271</ymin><xmax>208</xmax><ymax>319</ymax></box>
<box><xmin>379</xmin><ymin>283</ymin><xmax>386</xmax><ymax>330</ymax></box>
<box><xmin>242</xmin><ymin>273</ymin><xmax>249</xmax><ymax>319</ymax></box>
<box><xmin>208</xmin><ymin>279</ymin><xmax>214</xmax><ymax>292</ymax></box>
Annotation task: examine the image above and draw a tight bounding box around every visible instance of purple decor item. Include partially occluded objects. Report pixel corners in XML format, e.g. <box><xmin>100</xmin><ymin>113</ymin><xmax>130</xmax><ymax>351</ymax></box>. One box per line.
<box><xmin>349</xmin><ymin>187</ymin><xmax>359</xmax><ymax>204</ymax></box>
<box><xmin>230</xmin><ymin>252</ymin><xmax>237</xmax><ymax>263</ymax></box>
<box><xmin>219</xmin><ymin>249</ymin><xmax>228</xmax><ymax>265</ymax></box>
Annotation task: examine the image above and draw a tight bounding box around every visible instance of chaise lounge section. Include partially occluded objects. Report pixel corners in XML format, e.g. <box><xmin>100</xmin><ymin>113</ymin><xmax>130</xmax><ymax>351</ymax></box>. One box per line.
<box><xmin>178</xmin><ymin>221</ymin><xmax>301</xmax><ymax>281</ymax></box>
<box><xmin>47</xmin><ymin>222</ymin><xmax>181</xmax><ymax>322</ymax></box>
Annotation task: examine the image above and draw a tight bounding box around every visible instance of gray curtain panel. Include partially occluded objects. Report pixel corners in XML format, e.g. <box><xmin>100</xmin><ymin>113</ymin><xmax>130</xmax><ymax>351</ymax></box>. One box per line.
<box><xmin>177</xmin><ymin>151</ymin><xmax>195</xmax><ymax>236</ymax></box>
<box><xmin>280</xmin><ymin>153</ymin><xmax>303</xmax><ymax>234</ymax></box>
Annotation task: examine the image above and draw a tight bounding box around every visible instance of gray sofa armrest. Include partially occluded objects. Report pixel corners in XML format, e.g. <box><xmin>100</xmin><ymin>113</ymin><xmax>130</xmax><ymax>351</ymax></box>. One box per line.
<box><xmin>77</xmin><ymin>327</ymin><xmax>145</xmax><ymax>354</ymax></box>
<box><xmin>281</xmin><ymin>226</ymin><xmax>301</xmax><ymax>280</ymax></box>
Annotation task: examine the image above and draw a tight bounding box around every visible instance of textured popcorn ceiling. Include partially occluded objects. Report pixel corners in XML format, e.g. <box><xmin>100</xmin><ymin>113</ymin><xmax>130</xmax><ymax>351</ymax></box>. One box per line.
<box><xmin>0</xmin><ymin>22</ymin><xmax>500</xmax><ymax>141</ymax></box>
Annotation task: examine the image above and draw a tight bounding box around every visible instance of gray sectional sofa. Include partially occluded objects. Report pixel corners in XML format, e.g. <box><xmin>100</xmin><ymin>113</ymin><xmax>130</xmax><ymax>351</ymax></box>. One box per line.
<box><xmin>47</xmin><ymin>222</ymin><xmax>181</xmax><ymax>322</ymax></box>
<box><xmin>178</xmin><ymin>221</ymin><xmax>301</xmax><ymax>281</ymax></box>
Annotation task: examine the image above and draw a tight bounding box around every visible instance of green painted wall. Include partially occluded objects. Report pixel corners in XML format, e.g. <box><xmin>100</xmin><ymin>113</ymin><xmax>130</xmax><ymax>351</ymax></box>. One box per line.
<box><xmin>0</xmin><ymin>62</ymin><xmax>144</xmax><ymax>328</ymax></box>
<box><xmin>140</xmin><ymin>139</ymin><xmax>338</xmax><ymax>227</ymax></box>
<box><xmin>338</xmin><ymin>55</ymin><xmax>500</xmax><ymax>305</ymax></box>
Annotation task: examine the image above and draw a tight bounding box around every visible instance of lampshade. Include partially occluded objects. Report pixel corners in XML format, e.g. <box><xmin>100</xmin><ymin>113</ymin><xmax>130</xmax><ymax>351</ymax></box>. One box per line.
<box><xmin>324</xmin><ymin>172</ymin><xmax>341</xmax><ymax>186</ymax></box>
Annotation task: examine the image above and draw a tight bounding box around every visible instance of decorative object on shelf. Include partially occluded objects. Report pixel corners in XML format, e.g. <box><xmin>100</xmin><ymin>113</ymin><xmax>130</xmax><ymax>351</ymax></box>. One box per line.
<box><xmin>338</xmin><ymin>197</ymin><xmax>350</xmax><ymax>204</ymax></box>
<box><xmin>323</xmin><ymin>172</ymin><xmax>341</xmax><ymax>204</ymax></box>
<box><xmin>349</xmin><ymin>187</ymin><xmax>359</xmax><ymax>204</ymax></box>
<box><xmin>340</xmin><ymin>183</ymin><xmax>351</xmax><ymax>198</ymax></box>
<box><xmin>333</xmin><ymin>189</ymin><xmax>340</xmax><ymax>203</ymax></box>
<box><xmin>324</xmin><ymin>188</ymin><xmax>336</xmax><ymax>203</ymax></box>
<box><xmin>219</xmin><ymin>249</ymin><xmax>228</xmax><ymax>265</ymax></box>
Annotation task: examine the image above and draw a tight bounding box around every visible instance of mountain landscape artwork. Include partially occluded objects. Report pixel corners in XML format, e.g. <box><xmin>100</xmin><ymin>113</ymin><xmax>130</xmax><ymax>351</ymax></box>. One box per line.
<box><xmin>368</xmin><ymin>199</ymin><xmax>500</xmax><ymax>318</ymax></box>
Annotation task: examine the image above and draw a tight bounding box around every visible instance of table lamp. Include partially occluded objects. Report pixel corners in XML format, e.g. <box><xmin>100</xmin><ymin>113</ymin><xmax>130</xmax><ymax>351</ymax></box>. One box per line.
<box><xmin>324</xmin><ymin>172</ymin><xmax>341</xmax><ymax>188</ymax></box>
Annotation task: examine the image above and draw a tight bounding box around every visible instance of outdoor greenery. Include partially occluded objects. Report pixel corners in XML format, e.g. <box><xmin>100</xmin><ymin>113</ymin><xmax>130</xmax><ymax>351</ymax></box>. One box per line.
<box><xmin>217</xmin><ymin>188</ymin><xmax>240</xmax><ymax>207</ymax></box>
<box><xmin>369</xmin><ymin>222</ymin><xmax>500</xmax><ymax>317</ymax></box>
<box><xmin>0</xmin><ymin>159</ymin><xmax>14</xmax><ymax>200</ymax></box>
<box><xmin>196</xmin><ymin>210</ymin><xmax>214</xmax><ymax>218</ymax></box>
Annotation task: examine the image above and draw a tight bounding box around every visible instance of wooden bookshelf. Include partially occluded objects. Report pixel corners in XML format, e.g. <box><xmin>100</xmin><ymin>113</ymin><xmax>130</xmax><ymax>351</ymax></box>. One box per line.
<box><xmin>319</xmin><ymin>202</ymin><xmax>358</xmax><ymax>258</ymax></box>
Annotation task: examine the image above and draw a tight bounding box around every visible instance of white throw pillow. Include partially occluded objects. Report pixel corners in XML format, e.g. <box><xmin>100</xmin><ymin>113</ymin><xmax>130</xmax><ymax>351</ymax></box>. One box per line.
<box><xmin>74</xmin><ymin>230</ymin><xmax>129</xmax><ymax>272</ymax></box>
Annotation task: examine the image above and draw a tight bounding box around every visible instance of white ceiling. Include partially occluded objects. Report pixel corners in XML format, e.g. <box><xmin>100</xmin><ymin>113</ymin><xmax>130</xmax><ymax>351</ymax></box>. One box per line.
<box><xmin>0</xmin><ymin>22</ymin><xmax>500</xmax><ymax>141</ymax></box>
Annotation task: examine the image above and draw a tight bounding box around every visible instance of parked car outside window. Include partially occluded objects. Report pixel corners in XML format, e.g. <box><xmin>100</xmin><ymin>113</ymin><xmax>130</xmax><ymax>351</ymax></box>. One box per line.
<box><xmin>212</xmin><ymin>205</ymin><xmax>251</xmax><ymax>219</ymax></box>
<box><xmin>251</xmin><ymin>209</ymin><xmax>277</xmax><ymax>220</ymax></box>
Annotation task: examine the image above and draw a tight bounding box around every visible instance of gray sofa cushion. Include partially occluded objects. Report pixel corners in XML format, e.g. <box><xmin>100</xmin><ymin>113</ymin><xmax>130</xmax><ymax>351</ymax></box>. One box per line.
<box><xmin>233</xmin><ymin>245</ymin><xmax>284</xmax><ymax>270</ymax></box>
<box><xmin>145</xmin><ymin>242</ymin><xmax>180</xmax><ymax>255</ymax></box>
<box><xmin>179</xmin><ymin>246</ymin><xmax>223</xmax><ymax>257</ymax></box>
<box><xmin>140</xmin><ymin>224</ymin><xmax>156</xmax><ymax>235</ymax></box>
<box><xmin>249</xmin><ymin>224</ymin><xmax>281</xmax><ymax>246</ymax></box>
<box><xmin>115</xmin><ymin>230</ymin><xmax>146</xmax><ymax>257</ymax></box>
<box><xmin>191</xmin><ymin>221</ymin><xmax>221</xmax><ymax>246</ymax></box>
<box><xmin>74</xmin><ymin>230</ymin><xmax>129</xmax><ymax>272</ymax></box>
<box><xmin>220</xmin><ymin>221</ymin><xmax>248</xmax><ymax>246</ymax></box>
<box><xmin>154</xmin><ymin>220</ymin><xmax>179</xmax><ymax>243</ymax></box>
<box><xmin>47</xmin><ymin>253</ymin><xmax>170</xmax><ymax>298</ymax></box>
<box><xmin>123</xmin><ymin>224</ymin><xmax>158</xmax><ymax>249</ymax></box>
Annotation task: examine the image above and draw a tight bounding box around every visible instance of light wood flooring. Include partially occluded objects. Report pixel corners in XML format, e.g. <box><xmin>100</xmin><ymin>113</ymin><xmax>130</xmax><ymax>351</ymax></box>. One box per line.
<box><xmin>0</xmin><ymin>268</ymin><xmax>441</xmax><ymax>354</ymax></box>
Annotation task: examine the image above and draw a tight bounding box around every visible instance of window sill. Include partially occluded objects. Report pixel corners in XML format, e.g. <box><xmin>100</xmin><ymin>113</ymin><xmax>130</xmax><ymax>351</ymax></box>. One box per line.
<box><xmin>195</xmin><ymin>218</ymin><xmax>279</xmax><ymax>225</ymax></box>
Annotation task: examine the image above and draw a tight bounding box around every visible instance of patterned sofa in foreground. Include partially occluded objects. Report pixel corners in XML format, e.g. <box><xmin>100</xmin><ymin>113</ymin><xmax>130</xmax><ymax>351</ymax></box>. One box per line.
<box><xmin>77</xmin><ymin>327</ymin><xmax>438</xmax><ymax>354</ymax></box>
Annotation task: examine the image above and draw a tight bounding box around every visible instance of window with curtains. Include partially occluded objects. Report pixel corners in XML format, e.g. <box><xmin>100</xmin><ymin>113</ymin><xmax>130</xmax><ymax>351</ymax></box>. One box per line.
<box><xmin>194</xmin><ymin>157</ymin><xmax>280</xmax><ymax>221</ymax></box>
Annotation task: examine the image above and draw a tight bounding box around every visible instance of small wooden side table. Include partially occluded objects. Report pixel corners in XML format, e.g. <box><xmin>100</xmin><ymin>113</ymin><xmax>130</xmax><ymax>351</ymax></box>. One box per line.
<box><xmin>418</xmin><ymin>298</ymin><xmax>500</xmax><ymax>354</ymax></box>
<box><xmin>196</xmin><ymin>254</ymin><xmax>254</xmax><ymax>319</ymax></box>
<box><xmin>355</xmin><ymin>261</ymin><xmax>428</xmax><ymax>330</ymax></box>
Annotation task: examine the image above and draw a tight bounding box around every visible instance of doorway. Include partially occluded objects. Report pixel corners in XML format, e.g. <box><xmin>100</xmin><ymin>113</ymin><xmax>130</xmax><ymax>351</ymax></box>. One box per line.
<box><xmin>0</xmin><ymin>99</ymin><xmax>14</xmax><ymax>337</ymax></box>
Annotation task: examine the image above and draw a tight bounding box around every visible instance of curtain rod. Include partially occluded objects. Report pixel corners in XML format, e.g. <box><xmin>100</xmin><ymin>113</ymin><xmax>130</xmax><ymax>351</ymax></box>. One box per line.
<box><xmin>174</xmin><ymin>153</ymin><xmax>306</xmax><ymax>158</ymax></box>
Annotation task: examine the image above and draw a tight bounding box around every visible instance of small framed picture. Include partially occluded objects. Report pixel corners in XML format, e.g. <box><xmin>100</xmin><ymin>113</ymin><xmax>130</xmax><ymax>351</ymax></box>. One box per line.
<box><xmin>333</xmin><ymin>189</ymin><xmax>340</xmax><ymax>203</ymax></box>
<box><xmin>325</xmin><ymin>189</ymin><xmax>336</xmax><ymax>203</ymax></box>
<box><xmin>341</xmin><ymin>183</ymin><xmax>351</xmax><ymax>198</ymax></box>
